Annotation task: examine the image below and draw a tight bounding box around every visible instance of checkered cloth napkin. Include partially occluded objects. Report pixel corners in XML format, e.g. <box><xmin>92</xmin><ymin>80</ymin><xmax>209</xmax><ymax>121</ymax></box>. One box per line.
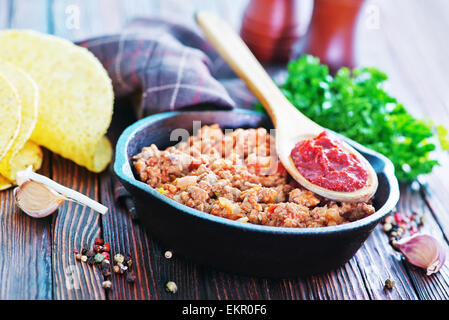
<box><xmin>79</xmin><ymin>18</ymin><xmax>285</xmax><ymax>215</ymax></box>
<box><xmin>80</xmin><ymin>17</ymin><xmax>261</xmax><ymax>117</ymax></box>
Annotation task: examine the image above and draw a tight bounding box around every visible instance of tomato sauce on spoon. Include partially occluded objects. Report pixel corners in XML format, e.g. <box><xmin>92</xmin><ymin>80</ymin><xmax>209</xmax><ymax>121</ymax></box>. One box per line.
<box><xmin>290</xmin><ymin>131</ymin><xmax>368</xmax><ymax>192</ymax></box>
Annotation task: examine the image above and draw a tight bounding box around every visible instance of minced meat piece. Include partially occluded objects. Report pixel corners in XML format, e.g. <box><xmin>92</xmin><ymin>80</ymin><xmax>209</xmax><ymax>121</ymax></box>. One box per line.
<box><xmin>261</xmin><ymin>203</ymin><xmax>311</xmax><ymax>228</ymax></box>
<box><xmin>339</xmin><ymin>202</ymin><xmax>376</xmax><ymax>222</ymax></box>
<box><xmin>289</xmin><ymin>188</ymin><xmax>321</xmax><ymax>207</ymax></box>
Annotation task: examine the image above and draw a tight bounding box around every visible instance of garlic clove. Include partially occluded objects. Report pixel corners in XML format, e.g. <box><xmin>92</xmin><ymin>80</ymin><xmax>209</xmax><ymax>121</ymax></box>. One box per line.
<box><xmin>14</xmin><ymin>180</ymin><xmax>66</xmax><ymax>218</ymax></box>
<box><xmin>427</xmin><ymin>245</ymin><xmax>447</xmax><ymax>276</ymax></box>
<box><xmin>393</xmin><ymin>233</ymin><xmax>446</xmax><ymax>276</ymax></box>
<box><xmin>16</xmin><ymin>166</ymin><xmax>107</xmax><ymax>215</ymax></box>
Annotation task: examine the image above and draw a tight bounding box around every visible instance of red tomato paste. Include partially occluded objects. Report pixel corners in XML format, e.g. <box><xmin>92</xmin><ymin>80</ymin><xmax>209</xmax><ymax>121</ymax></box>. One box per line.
<box><xmin>290</xmin><ymin>131</ymin><xmax>368</xmax><ymax>192</ymax></box>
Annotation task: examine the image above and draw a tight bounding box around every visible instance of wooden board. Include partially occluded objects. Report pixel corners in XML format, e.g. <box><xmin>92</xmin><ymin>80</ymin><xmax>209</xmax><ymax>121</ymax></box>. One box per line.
<box><xmin>0</xmin><ymin>0</ymin><xmax>448</xmax><ymax>300</ymax></box>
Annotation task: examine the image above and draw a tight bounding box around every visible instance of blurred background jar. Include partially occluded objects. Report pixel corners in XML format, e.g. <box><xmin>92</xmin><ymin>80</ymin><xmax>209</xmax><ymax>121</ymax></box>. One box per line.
<box><xmin>240</xmin><ymin>0</ymin><xmax>364</xmax><ymax>71</ymax></box>
<box><xmin>240</xmin><ymin>0</ymin><xmax>303</xmax><ymax>63</ymax></box>
<box><xmin>302</xmin><ymin>0</ymin><xmax>365</xmax><ymax>73</ymax></box>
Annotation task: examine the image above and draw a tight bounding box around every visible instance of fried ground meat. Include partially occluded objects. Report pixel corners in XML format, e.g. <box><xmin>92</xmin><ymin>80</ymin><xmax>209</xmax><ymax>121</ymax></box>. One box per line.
<box><xmin>133</xmin><ymin>124</ymin><xmax>375</xmax><ymax>228</ymax></box>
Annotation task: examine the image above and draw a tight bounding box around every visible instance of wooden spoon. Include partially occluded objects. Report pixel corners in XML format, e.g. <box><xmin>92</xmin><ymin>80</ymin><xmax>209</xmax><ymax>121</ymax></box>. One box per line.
<box><xmin>196</xmin><ymin>12</ymin><xmax>378</xmax><ymax>202</ymax></box>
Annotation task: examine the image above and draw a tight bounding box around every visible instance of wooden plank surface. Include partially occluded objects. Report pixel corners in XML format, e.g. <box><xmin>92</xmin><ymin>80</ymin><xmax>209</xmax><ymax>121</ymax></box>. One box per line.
<box><xmin>0</xmin><ymin>0</ymin><xmax>449</xmax><ymax>300</ymax></box>
<box><xmin>50</xmin><ymin>155</ymin><xmax>106</xmax><ymax>300</ymax></box>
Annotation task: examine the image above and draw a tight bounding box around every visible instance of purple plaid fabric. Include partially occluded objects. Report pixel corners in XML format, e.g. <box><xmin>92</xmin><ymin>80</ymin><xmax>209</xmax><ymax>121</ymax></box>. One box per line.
<box><xmin>79</xmin><ymin>17</ymin><xmax>260</xmax><ymax>117</ymax></box>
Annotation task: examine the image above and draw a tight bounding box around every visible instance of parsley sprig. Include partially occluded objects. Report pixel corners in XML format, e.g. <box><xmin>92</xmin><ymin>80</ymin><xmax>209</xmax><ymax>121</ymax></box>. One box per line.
<box><xmin>256</xmin><ymin>55</ymin><xmax>446</xmax><ymax>181</ymax></box>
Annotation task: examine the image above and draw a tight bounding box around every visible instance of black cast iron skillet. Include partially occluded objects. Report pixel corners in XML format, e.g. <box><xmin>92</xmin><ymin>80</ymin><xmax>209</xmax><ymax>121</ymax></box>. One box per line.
<box><xmin>114</xmin><ymin>109</ymin><xmax>400</xmax><ymax>277</ymax></box>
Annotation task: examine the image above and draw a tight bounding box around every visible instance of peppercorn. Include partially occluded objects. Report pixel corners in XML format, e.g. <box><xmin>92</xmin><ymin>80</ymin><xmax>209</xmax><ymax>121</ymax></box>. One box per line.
<box><xmin>126</xmin><ymin>271</ymin><xmax>136</xmax><ymax>283</ymax></box>
<box><xmin>124</xmin><ymin>255</ymin><xmax>132</xmax><ymax>268</ymax></box>
<box><xmin>81</xmin><ymin>255</ymin><xmax>88</xmax><ymax>262</ymax></box>
<box><xmin>100</xmin><ymin>261</ymin><xmax>112</xmax><ymax>277</ymax></box>
<box><xmin>114</xmin><ymin>254</ymin><xmax>124</xmax><ymax>264</ymax></box>
<box><xmin>102</xmin><ymin>280</ymin><xmax>112</xmax><ymax>290</ymax></box>
<box><xmin>95</xmin><ymin>237</ymin><xmax>104</xmax><ymax>246</ymax></box>
<box><xmin>102</xmin><ymin>243</ymin><xmax>110</xmax><ymax>252</ymax></box>
<box><xmin>81</xmin><ymin>244</ymin><xmax>89</xmax><ymax>255</ymax></box>
<box><xmin>166</xmin><ymin>281</ymin><xmax>177</xmax><ymax>293</ymax></box>
<box><xmin>113</xmin><ymin>265</ymin><xmax>120</xmax><ymax>273</ymax></box>
<box><xmin>87</xmin><ymin>255</ymin><xmax>96</xmax><ymax>265</ymax></box>
<box><xmin>94</xmin><ymin>253</ymin><xmax>105</xmax><ymax>264</ymax></box>
<box><xmin>394</xmin><ymin>213</ymin><xmax>404</xmax><ymax>224</ymax></box>
<box><xmin>384</xmin><ymin>279</ymin><xmax>395</xmax><ymax>290</ymax></box>
<box><xmin>119</xmin><ymin>264</ymin><xmax>128</xmax><ymax>272</ymax></box>
<box><xmin>101</xmin><ymin>252</ymin><xmax>110</xmax><ymax>261</ymax></box>
<box><xmin>419</xmin><ymin>216</ymin><xmax>425</xmax><ymax>226</ymax></box>
<box><xmin>86</xmin><ymin>250</ymin><xmax>95</xmax><ymax>257</ymax></box>
<box><xmin>383</xmin><ymin>223</ymin><xmax>392</xmax><ymax>233</ymax></box>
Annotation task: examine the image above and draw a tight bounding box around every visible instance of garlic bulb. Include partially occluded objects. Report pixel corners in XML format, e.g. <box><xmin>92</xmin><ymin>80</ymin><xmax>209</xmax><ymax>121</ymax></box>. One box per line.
<box><xmin>393</xmin><ymin>234</ymin><xmax>446</xmax><ymax>276</ymax></box>
<box><xmin>14</xmin><ymin>181</ymin><xmax>66</xmax><ymax>218</ymax></box>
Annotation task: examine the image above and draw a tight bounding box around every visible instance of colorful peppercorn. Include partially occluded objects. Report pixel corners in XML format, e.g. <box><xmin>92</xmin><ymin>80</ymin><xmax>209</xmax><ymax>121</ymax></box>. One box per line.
<box><xmin>102</xmin><ymin>243</ymin><xmax>110</xmax><ymax>252</ymax></box>
<box><xmin>101</xmin><ymin>252</ymin><xmax>110</xmax><ymax>261</ymax></box>
<box><xmin>87</xmin><ymin>256</ymin><xmax>96</xmax><ymax>265</ymax></box>
<box><xmin>114</xmin><ymin>254</ymin><xmax>124</xmax><ymax>264</ymax></box>
<box><xmin>86</xmin><ymin>250</ymin><xmax>95</xmax><ymax>257</ymax></box>
<box><xmin>125</xmin><ymin>254</ymin><xmax>133</xmax><ymax>268</ymax></box>
<box><xmin>120</xmin><ymin>264</ymin><xmax>128</xmax><ymax>272</ymax></box>
<box><xmin>166</xmin><ymin>281</ymin><xmax>178</xmax><ymax>293</ymax></box>
<box><xmin>384</xmin><ymin>279</ymin><xmax>395</xmax><ymax>290</ymax></box>
<box><xmin>102</xmin><ymin>280</ymin><xmax>112</xmax><ymax>290</ymax></box>
<box><xmin>100</xmin><ymin>261</ymin><xmax>112</xmax><ymax>278</ymax></box>
<box><xmin>94</xmin><ymin>253</ymin><xmax>105</xmax><ymax>264</ymax></box>
<box><xmin>74</xmin><ymin>244</ymin><xmax>136</xmax><ymax>289</ymax></box>
<box><xmin>81</xmin><ymin>244</ymin><xmax>89</xmax><ymax>255</ymax></box>
<box><xmin>382</xmin><ymin>210</ymin><xmax>425</xmax><ymax>243</ymax></box>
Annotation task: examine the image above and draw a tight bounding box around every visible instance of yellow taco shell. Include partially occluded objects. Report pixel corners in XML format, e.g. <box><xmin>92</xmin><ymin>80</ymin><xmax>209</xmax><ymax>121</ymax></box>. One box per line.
<box><xmin>0</xmin><ymin>73</ymin><xmax>21</xmax><ymax>164</ymax></box>
<box><xmin>0</xmin><ymin>62</ymin><xmax>39</xmax><ymax>182</ymax></box>
<box><xmin>0</xmin><ymin>30</ymin><xmax>114</xmax><ymax>173</ymax></box>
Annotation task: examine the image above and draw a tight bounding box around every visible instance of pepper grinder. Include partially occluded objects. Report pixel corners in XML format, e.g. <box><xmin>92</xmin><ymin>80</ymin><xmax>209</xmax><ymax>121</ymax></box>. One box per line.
<box><xmin>240</xmin><ymin>0</ymin><xmax>302</xmax><ymax>63</ymax></box>
<box><xmin>302</xmin><ymin>0</ymin><xmax>365</xmax><ymax>73</ymax></box>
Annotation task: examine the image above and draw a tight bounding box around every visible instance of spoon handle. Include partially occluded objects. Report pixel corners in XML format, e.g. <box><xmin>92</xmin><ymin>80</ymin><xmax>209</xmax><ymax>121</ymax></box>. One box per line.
<box><xmin>196</xmin><ymin>11</ymin><xmax>297</xmax><ymax>126</ymax></box>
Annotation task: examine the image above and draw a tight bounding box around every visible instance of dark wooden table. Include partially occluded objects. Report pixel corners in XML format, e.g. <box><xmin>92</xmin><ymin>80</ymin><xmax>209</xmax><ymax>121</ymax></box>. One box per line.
<box><xmin>1</xmin><ymin>0</ymin><xmax>449</xmax><ymax>300</ymax></box>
